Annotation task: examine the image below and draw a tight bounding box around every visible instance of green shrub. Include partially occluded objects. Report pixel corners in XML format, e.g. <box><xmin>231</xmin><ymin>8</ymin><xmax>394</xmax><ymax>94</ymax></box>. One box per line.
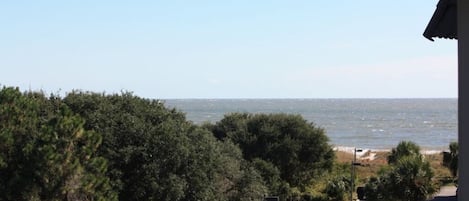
<box><xmin>365</xmin><ymin>142</ymin><xmax>436</xmax><ymax>201</ymax></box>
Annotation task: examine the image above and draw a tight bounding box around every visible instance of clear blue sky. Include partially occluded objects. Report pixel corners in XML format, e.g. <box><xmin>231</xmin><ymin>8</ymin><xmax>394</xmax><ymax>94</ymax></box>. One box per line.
<box><xmin>0</xmin><ymin>1</ymin><xmax>457</xmax><ymax>99</ymax></box>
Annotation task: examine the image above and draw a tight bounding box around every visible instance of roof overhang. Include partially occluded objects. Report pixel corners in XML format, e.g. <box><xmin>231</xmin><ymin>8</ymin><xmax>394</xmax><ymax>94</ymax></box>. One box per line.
<box><xmin>423</xmin><ymin>0</ymin><xmax>457</xmax><ymax>41</ymax></box>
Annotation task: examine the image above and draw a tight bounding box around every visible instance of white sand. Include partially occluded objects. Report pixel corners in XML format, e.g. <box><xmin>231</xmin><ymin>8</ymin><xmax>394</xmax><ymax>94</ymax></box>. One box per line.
<box><xmin>333</xmin><ymin>146</ymin><xmax>444</xmax><ymax>161</ymax></box>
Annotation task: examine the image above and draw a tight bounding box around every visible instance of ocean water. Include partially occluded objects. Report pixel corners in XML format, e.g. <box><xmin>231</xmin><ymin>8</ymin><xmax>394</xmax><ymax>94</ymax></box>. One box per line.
<box><xmin>164</xmin><ymin>99</ymin><xmax>457</xmax><ymax>151</ymax></box>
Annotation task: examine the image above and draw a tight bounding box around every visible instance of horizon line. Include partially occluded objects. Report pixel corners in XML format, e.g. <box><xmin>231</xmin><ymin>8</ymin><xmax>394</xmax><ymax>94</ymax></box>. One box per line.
<box><xmin>161</xmin><ymin>97</ymin><xmax>458</xmax><ymax>100</ymax></box>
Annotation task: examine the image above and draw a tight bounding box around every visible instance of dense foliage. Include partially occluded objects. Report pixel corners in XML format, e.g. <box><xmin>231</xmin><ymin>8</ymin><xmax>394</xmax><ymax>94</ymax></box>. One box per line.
<box><xmin>365</xmin><ymin>141</ymin><xmax>436</xmax><ymax>201</ymax></box>
<box><xmin>208</xmin><ymin>113</ymin><xmax>335</xmax><ymax>198</ymax></box>
<box><xmin>443</xmin><ymin>142</ymin><xmax>458</xmax><ymax>178</ymax></box>
<box><xmin>324</xmin><ymin>176</ymin><xmax>350</xmax><ymax>201</ymax></box>
<box><xmin>0</xmin><ymin>87</ymin><xmax>271</xmax><ymax>201</ymax></box>
<box><xmin>0</xmin><ymin>87</ymin><xmax>116</xmax><ymax>201</ymax></box>
<box><xmin>2</xmin><ymin>86</ymin><xmax>447</xmax><ymax>201</ymax></box>
<box><xmin>387</xmin><ymin>141</ymin><xmax>420</xmax><ymax>165</ymax></box>
<box><xmin>62</xmin><ymin>91</ymin><xmax>268</xmax><ymax>201</ymax></box>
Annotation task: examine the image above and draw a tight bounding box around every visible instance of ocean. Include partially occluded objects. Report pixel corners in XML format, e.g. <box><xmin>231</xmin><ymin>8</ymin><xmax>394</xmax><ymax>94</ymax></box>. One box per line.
<box><xmin>164</xmin><ymin>99</ymin><xmax>457</xmax><ymax>151</ymax></box>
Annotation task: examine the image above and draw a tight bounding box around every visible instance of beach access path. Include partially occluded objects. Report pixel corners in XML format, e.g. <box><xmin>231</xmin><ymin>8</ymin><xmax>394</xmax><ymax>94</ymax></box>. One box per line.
<box><xmin>429</xmin><ymin>185</ymin><xmax>457</xmax><ymax>201</ymax></box>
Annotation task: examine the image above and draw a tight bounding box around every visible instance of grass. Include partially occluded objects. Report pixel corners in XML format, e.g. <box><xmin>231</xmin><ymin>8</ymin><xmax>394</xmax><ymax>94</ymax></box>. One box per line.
<box><xmin>334</xmin><ymin>150</ymin><xmax>454</xmax><ymax>186</ymax></box>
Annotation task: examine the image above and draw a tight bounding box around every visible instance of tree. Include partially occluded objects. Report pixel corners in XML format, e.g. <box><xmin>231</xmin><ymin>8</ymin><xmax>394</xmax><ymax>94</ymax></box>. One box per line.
<box><xmin>229</xmin><ymin>165</ymin><xmax>269</xmax><ymax>201</ymax></box>
<box><xmin>324</xmin><ymin>176</ymin><xmax>350</xmax><ymax>201</ymax></box>
<box><xmin>250</xmin><ymin>158</ymin><xmax>282</xmax><ymax>195</ymax></box>
<box><xmin>63</xmin><ymin>92</ymin><xmax>268</xmax><ymax>201</ymax></box>
<box><xmin>387</xmin><ymin>155</ymin><xmax>436</xmax><ymax>201</ymax></box>
<box><xmin>0</xmin><ymin>87</ymin><xmax>116</xmax><ymax>201</ymax></box>
<box><xmin>443</xmin><ymin>142</ymin><xmax>458</xmax><ymax>178</ymax></box>
<box><xmin>387</xmin><ymin>141</ymin><xmax>420</xmax><ymax>164</ymax></box>
<box><xmin>365</xmin><ymin>142</ymin><xmax>436</xmax><ymax>201</ymax></box>
<box><xmin>210</xmin><ymin>113</ymin><xmax>335</xmax><ymax>196</ymax></box>
<box><xmin>364</xmin><ymin>177</ymin><xmax>388</xmax><ymax>201</ymax></box>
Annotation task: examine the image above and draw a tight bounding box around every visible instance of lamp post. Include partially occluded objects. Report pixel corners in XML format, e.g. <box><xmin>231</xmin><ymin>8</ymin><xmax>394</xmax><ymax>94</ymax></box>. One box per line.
<box><xmin>351</xmin><ymin>148</ymin><xmax>362</xmax><ymax>201</ymax></box>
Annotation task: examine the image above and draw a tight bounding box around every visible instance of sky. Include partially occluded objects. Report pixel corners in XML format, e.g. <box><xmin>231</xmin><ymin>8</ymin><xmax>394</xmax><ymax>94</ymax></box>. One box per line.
<box><xmin>0</xmin><ymin>1</ymin><xmax>458</xmax><ymax>99</ymax></box>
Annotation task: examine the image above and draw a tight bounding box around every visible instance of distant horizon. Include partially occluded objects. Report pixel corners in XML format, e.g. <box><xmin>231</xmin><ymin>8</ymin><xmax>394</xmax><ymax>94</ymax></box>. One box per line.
<box><xmin>1</xmin><ymin>84</ymin><xmax>458</xmax><ymax>100</ymax></box>
<box><xmin>1</xmin><ymin>83</ymin><xmax>458</xmax><ymax>100</ymax></box>
<box><xmin>162</xmin><ymin>97</ymin><xmax>458</xmax><ymax>100</ymax></box>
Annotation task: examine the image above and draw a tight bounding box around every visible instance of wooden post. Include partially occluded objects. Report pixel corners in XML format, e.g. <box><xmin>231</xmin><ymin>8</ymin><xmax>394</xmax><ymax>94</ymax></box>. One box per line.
<box><xmin>458</xmin><ymin>0</ymin><xmax>468</xmax><ymax>200</ymax></box>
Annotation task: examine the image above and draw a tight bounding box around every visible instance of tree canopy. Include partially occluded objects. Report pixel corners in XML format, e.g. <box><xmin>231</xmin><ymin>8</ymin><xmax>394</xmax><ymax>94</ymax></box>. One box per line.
<box><xmin>0</xmin><ymin>87</ymin><xmax>116</xmax><ymax>201</ymax></box>
<box><xmin>62</xmin><ymin>91</ymin><xmax>268</xmax><ymax>201</ymax></box>
<box><xmin>209</xmin><ymin>113</ymin><xmax>335</xmax><ymax>194</ymax></box>
<box><xmin>0</xmin><ymin>88</ymin><xmax>271</xmax><ymax>201</ymax></box>
<box><xmin>2</xmin><ymin>86</ymin><xmax>445</xmax><ymax>201</ymax></box>
<box><xmin>387</xmin><ymin>141</ymin><xmax>421</xmax><ymax>165</ymax></box>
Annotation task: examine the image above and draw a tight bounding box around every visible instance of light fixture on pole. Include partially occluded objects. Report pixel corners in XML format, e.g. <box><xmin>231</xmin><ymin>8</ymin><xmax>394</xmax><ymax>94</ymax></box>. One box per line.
<box><xmin>351</xmin><ymin>148</ymin><xmax>363</xmax><ymax>201</ymax></box>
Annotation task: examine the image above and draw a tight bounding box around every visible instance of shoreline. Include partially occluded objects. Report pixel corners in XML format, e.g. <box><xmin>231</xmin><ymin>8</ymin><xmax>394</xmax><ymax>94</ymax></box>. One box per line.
<box><xmin>333</xmin><ymin>146</ymin><xmax>445</xmax><ymax>162</ymax></box>
<box><xmin>333</xmin><ymin>145</ymin><xmax>447</xmax><ymax>155</ymax></box>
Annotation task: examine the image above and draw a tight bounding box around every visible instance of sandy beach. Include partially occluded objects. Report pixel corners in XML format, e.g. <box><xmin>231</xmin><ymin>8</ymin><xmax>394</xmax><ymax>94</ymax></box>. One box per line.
<box><xmin>333</xmin><ymin>146</ymin><xmax>446</xmax><ymax>162</ymax></box>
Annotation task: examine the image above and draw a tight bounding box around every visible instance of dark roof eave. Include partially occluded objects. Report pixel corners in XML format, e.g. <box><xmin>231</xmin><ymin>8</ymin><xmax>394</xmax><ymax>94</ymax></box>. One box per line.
<box><xmin>423</xmin><ymin>0</ymin><xmax>457</xmax><ymax>41</ymax></box>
